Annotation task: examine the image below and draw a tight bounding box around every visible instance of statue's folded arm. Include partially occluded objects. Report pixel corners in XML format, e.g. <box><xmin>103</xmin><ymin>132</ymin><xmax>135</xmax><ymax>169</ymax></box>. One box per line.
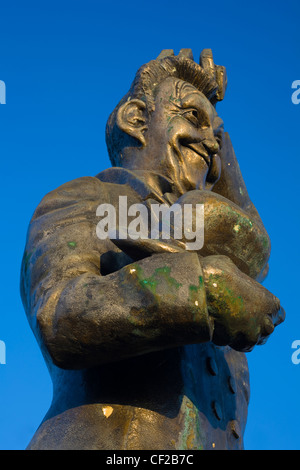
<box><xmin>20</xmin><ymin>177</ymin><xmax>213</xmax><ymax>370</ymax></box>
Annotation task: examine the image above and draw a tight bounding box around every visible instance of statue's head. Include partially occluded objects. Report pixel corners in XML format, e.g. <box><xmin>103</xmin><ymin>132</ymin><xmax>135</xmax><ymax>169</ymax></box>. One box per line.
<box><xmin>106</xmin><ymin>49</ymin><xmax>227</xmax><ymax>193</ymax></box>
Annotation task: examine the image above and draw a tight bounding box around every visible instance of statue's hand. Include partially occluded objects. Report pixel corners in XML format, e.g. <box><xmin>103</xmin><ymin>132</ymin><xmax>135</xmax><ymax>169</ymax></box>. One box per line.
<box><xmin>201</xmin><ymin>255</ymin><xmax>285</xmax><ymax>352</ymax></box>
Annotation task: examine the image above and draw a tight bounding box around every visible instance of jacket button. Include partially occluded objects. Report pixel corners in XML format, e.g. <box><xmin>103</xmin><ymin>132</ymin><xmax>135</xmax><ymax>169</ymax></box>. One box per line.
<box><xmin>207</xmin><ymin>357</ymin><xmax>218</xmax><ymax>376</ymax></box>
<box><xmin>228</xmin><ymin>376</ymin><xmax>237</xmax><ymax>394</ymax></box>
<box><xmin>230</xmin><ymin>420</ymin><xmax>240</xmax><ymax>440</ymax></box>
<box><xmin>212</xmin><ymin>401</ymin><xmax>222</xmax><ymax>421</ymax></box>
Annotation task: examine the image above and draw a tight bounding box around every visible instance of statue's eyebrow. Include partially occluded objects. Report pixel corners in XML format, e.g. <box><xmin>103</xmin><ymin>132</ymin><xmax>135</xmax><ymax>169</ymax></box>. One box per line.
<box><xmin>178</xmin><ymin>81</ymin><xmax>198</xmax><ymax>97</ymax></box>
<box><xmin>173</xmin><ymin>80</ymin><xmax>195</xmax><ymax>101</ymax></box>
<box><xmin>169</xmin><ymin>80</ymin><xmax>198</xmax><ymax>109</ymax></box>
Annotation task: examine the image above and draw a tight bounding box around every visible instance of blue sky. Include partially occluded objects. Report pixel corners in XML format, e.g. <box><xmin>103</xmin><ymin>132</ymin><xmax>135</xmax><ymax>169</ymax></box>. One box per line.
<box><xmin>0</xmin><ymin>0</ymin><xmax>299</xmax><ymax>450</ymax></box>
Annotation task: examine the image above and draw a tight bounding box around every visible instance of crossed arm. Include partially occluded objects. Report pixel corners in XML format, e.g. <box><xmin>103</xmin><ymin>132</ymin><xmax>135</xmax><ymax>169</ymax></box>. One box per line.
<box><xmin>20</xmin><ymin>166</ymin><xmax>284</xmax><ymax>371</ymax></box>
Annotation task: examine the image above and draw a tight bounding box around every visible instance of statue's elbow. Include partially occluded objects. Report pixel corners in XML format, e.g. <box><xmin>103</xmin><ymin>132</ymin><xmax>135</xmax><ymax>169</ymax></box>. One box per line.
<box><xmin>35</xmin><ymin>308</ymin><xmax>85</xmax><ymax>370</ymax></box>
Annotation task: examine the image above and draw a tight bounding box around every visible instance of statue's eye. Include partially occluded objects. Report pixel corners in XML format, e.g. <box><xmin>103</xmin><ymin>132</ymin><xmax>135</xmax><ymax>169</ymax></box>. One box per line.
<box><xmin>183</xmin><ymin>109</ymin><xmax>199</xmax><ymax>126</ymax></box>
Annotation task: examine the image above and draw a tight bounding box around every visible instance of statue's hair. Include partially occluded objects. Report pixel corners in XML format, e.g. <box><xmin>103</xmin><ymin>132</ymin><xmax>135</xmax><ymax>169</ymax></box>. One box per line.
<box><xmin>105</xmin><ymin>55</ymin><xmax>220</xmax><ymax>167</ymax></box>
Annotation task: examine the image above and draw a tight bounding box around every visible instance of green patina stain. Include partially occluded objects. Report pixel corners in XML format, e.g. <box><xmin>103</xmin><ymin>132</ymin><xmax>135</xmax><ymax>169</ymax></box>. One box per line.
<box><xmin>138</xmin><ymin>266</ymin><xmax>182</xmax><ymax>294</ymax></box>
<box><xmin>168</xmin><ymin>93</ymin><xmax>181</xmax><ymax>104</ymax></box>
<box><xmin>179</xmin><ymin>397</ymin><xmax>203</xmax><ymax>450</ymax></box>
<box><xmin>67</xmin><ymin>241</ymin><xmax>77</xmax><ymax>249</ymax></box>
<box><xmin>222</xmin><ymin>205</ymin><xmax>253</xmax><ymax>230</ymax></box>
<box><xmin>127</xmin><ymin>264</ymin><xmax>182</xmax><ymax>327</ymax></box>
<box><xmin>188</xmin><ymin>276</ymin><xmax>206</xmax><ymax>320</ymax></box>
<box><xmin>261</xmin><ymin>235</ymin><xmax>269</xmax><ymax>250</ymax></box>
<box><xmin>140</xmin><ymin>277</ymin><xmax>159</xmax><ymax>293</ymax></box>
<box><xmin>126</xmin><ymin>264</ymin><xmax>182</xmax><ymax>318</ymax></box>
<box><xmin>189</xmin><ymin>276</ymin><xmax>204</xmax><ymax>297</ymax></box>
<box><xmin>166</xmin><ymin>115</ymin><xmax>175</xmax><ymax>133</ymax></box>
<box><xmin>206</xmin><ymin>273</ymin><xmax>244</xmax><ymax>317</ymax></box>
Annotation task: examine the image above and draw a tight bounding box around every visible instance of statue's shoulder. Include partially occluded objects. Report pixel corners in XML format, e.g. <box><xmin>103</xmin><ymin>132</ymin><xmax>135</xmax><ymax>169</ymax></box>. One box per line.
<box><xmin>30</xmin><ymin>168</ymin><xmax>145</xmax><ymax>227</ymax></box>
<box><xmin>31</xmin><ymin>176</ymin><xmax>108</xmax><ymax>221</ymax></box>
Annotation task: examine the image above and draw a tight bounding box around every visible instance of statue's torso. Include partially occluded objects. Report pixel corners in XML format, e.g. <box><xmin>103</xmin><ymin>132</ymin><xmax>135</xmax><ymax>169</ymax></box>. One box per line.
<box><xmin>27</xmin><ymin>343</ymin><xmax>249</xmax><ymax>450</ymax></box>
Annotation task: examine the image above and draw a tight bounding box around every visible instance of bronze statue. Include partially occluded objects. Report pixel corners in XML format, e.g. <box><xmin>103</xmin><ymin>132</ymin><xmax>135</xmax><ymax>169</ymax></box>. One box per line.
<box><xmin>20</xmin><ymin>49</ymin><xmax>285</xmax><ymax>450</ymax></box>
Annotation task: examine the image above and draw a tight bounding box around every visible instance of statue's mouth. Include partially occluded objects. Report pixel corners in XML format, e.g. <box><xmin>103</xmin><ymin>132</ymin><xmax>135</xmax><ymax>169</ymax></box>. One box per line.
<box><xmin>180</xmin><ymin>139</ymin><xmax>211</xmax><ymax>168</ymax></box>
<box><xmin>180</xmin><ymin>141</ymin><xmax>221</xmax><ymax>186</ymax></box>
<box><xmin>184</xmin><ymin>141</ymin><xmax>211</xmax><ymax>168</ymax></box>
<box><xmin>184</xmin><ymin>142</ymin><xmax>211</xmax><ymax>167</ymax></box>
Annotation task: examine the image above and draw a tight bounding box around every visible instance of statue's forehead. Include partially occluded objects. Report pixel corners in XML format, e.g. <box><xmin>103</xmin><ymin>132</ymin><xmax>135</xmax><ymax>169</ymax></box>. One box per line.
<box><xmin>157</xmin><ymin>77</ymin><xmax>204</xmax><ymax>99</ymax></box>
<box><xmin>156</xmin><ymin>77</ymin><xmax>218</xmax><ymax>120</ymax></box>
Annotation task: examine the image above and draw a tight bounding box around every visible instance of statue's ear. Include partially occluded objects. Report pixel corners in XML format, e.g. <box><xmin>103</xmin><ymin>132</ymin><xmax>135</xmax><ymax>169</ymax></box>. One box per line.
<box><xmin>116</xmin><ymin>99</ymin><xmax>148</xmax><ymax>147</ymax></box>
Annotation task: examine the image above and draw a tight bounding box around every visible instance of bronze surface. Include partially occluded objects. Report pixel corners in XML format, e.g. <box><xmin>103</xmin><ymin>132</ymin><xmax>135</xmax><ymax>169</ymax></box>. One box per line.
<box><xmin>20</xmin><ymin>48</ymin><xmax>285</xmax><ymax>450</ymax></box>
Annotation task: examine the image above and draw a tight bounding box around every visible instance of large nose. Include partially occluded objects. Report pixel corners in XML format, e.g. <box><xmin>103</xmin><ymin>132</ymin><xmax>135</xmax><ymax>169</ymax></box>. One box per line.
<box><xmin>202</xmin><ymin>137</ymin><xmax>219</xmax><ymax>155</ymax></box>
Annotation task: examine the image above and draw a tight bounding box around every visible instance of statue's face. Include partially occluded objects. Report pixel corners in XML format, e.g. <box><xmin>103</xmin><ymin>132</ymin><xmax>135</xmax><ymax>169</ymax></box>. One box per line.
<box><xmin>145</xmin><ymin>77</ymin><xmax>223</xmax><ymax>192</ymax></box>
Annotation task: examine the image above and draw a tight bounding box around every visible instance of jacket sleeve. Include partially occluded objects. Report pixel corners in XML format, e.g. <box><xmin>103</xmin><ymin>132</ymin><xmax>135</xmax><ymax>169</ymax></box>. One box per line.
<box><xmin>20</xmin><ymin>176</ymin><xmax>213</xmax><ymax>369</ymax></box>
